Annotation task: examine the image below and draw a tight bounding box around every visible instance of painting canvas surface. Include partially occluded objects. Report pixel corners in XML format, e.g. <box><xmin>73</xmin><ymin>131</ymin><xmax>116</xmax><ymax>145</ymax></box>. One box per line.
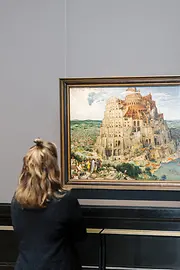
<box><xmin>70</xmin><ymin>86</ymin><xmax>180</xmax><ymax>182</ymax></box>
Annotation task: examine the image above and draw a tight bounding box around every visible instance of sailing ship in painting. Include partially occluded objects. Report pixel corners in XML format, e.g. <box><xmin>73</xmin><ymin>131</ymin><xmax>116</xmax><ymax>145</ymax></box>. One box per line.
<box><xmin>70</xmin><ymin>86</ymin><xmax>180</xmax><ymax>181</ymax></box>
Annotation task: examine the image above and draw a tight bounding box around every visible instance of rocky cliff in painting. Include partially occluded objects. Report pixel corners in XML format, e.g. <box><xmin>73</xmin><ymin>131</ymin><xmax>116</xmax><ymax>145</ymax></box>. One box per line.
<box><xmin>95</xmin><ymin>87</ymin><xmax>177</xmax><ymax>164</ymax></box>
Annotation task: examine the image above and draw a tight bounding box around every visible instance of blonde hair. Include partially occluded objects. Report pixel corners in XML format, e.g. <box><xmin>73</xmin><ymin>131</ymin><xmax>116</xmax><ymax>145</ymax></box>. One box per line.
<box><xmin>15</xmin><ymin>138</ymin><xmax>62</xmax><ymax>208</ymax></box>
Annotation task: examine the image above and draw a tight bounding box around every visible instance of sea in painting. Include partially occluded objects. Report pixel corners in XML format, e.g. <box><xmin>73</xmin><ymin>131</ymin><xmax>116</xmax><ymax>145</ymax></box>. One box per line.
<box><xmin>70</xmin><ymin>86</ymin><xmax>180</xmax><ymax>181</ymax></box>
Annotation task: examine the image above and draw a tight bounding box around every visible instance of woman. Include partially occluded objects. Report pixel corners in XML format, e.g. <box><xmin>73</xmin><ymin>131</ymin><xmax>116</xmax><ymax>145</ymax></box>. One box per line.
<box><xmin>11</xmin><ymin>138</ymin><xmax>87</xmax><ymax>270</ymax></box>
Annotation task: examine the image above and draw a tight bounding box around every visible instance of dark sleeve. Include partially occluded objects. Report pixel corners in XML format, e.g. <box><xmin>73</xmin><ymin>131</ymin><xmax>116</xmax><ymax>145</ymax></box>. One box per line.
<box><xmin>66</xmin><ymin>194</ymin><xmax>87</xmax><ymax>242</ymax></box>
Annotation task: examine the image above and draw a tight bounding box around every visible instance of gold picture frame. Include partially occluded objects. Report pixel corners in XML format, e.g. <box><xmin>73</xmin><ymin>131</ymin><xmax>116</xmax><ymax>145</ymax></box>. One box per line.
<box><xmin>59</xmin><ymin>76</ymin><xmax>180</xmax><ymax>191</ymax></box>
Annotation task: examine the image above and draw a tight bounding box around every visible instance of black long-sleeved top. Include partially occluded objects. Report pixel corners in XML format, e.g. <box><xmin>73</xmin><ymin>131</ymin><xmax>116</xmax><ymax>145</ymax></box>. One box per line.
<box><xmin>11</xmin><ymin>190</ymin><xmax>87</xmax><ymax>270</ymax></box>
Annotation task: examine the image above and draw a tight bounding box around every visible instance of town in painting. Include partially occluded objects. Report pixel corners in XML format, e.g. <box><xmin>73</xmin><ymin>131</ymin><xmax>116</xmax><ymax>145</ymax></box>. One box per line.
<box><xmin>70</xmin><ymin>86</ymin><xmax>180</xmax><ymax>181</ymax></box>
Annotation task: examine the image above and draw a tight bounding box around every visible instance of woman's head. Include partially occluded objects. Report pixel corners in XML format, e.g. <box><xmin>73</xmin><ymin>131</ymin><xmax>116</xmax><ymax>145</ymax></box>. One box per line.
<box><xmin>15</xmin><ymin>138</ymin><xmax>62</xmax><ymax>208</ymax></box>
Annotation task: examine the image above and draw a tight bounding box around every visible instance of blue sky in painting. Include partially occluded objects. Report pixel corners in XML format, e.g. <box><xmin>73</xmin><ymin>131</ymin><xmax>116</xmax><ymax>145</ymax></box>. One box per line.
<box><xmin>70</xmin><ymin>86</ymin><xmax>180</xmax><ymax>121</ymax></box>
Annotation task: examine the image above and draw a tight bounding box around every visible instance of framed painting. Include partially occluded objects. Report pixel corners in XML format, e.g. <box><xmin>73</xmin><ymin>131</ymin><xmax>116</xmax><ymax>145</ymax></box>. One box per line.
<box><xmin>59</xmin><ymin>76</ymin><xmax>180</xmax><ymax>193</ymax></box>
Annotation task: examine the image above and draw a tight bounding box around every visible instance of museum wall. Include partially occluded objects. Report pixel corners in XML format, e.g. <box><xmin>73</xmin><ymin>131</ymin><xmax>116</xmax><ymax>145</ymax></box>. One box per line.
<box><xmin>66</xmin><ymin>0</ymin><xmax>180</xmax><ymax>77</ymax></box>
<box><xmin>1</xmin><ymin>0</ymin><xmax>180</xmax><ymax>203</ymax></box>
<box><xmin>0</xmin><ymin>0</ymin><xmax>66</xmax><ymax>202</ymax></box>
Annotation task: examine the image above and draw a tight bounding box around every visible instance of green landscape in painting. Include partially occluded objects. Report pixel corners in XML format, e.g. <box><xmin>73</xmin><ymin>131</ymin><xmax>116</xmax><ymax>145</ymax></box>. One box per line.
<box><xmin>70</xmin><ymin>119</ymin><xmax>180</xmax><ymax>181</ymax></box>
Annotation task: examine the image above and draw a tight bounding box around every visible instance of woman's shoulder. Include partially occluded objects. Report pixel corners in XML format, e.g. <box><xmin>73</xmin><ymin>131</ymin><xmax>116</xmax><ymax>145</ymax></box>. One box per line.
<box><xmin>11</xmin><ymin>190</ymin><xmax>78</xmax><ymax>211</ymax></box>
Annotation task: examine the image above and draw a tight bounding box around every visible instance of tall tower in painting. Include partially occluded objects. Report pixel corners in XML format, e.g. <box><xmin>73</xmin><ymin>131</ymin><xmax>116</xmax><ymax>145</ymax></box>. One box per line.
<box><xmin>95</xmin><ymin>88</ymin><xmax>176</xmax><ymax>162</ymax></box>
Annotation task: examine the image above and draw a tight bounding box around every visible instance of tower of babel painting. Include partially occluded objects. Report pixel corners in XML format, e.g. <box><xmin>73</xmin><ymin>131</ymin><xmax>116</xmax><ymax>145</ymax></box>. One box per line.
<box><xmin>95</xmin><ymin>88</ymin><xmax>177</xmax><ymax>162</ymax></box>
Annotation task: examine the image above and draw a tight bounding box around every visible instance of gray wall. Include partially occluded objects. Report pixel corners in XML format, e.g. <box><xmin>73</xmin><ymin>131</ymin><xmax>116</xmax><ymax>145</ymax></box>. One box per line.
<box><xmin>1</xmin><ymin>0</ymin><xmax>180</xmax><ymax>202</ymax></box>
<box><xmin>0</xmin><ymin>0</ymin><xmax>65</xmax><ymax>202</ymax></box>
<box><xmin>66</xmin><ymin>0</ymin><xmax>180</xmax><ymax>77</ymax></box>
